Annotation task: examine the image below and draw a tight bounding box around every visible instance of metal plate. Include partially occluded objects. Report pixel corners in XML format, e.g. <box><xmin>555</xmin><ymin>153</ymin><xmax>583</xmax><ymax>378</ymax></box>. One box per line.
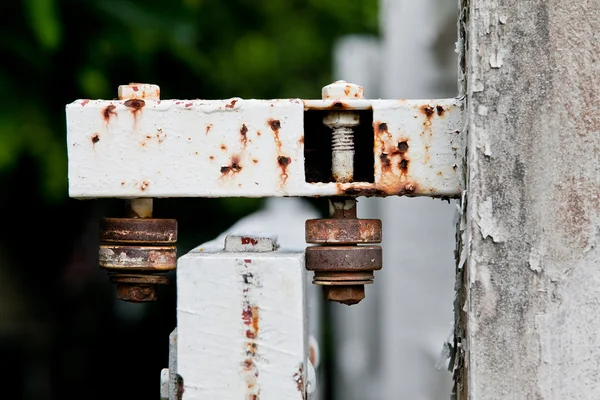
<box><xmin>305</xmin><ymin>246</ymin><xmax>382</xmax><ymax>271</ymax></box>
<box><xmin>99</xmin><ymin>245</ymin><xmax>177</xmax><ymax>271</ymax></box>
<box><xmin>100</xmin><ymin>218</ymin><xmax>177</xmax><ymax>244</ymax></box>
<box><xmin>305</xmin><ymin>219</ymin><xmax>382</xmax><ymax>244</ymax></box>
<box><xmin>66</xmin><ymin>96</ymin><xmax>463</xmax><ymax>199</ymax></box>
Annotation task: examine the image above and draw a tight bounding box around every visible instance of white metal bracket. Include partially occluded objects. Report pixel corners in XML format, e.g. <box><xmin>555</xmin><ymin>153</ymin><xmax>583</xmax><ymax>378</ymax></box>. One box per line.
<box><xmin>66</xmin><ymin>83</ymin><xmax>463</xmax><ymax>200</ymax></box>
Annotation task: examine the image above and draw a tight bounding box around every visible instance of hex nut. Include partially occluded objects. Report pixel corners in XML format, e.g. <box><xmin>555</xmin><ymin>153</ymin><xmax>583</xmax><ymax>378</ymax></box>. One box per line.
<box><xmin>323</xmin><ymin>285</ymin><xmax>365</xmax><ymax>305</ymax></box>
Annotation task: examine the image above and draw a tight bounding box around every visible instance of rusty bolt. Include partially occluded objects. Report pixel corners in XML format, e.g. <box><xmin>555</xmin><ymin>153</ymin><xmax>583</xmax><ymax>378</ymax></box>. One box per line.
<box><xmin>109</xmin><ymin>274</ymin><xmax>168</xmax><ymax>303</ymax></box>
<box><xmin>322</xmin><ymin>80</ymin><xmax>364</xmax><ymax>100</ymax></box>
<box><xmin>116</xmin><ymin>282</ymin><xmax>158</xmax><ymax>302</ymax></box>
<box><xmin>322</xmin><ymin>81</ymin><xmax>364</xmax><ymax>184</ymax></box>
<box><xmin>322</xmin><ymin>285</ymin><xmax>365</xmax><ymax>306</ymax></box>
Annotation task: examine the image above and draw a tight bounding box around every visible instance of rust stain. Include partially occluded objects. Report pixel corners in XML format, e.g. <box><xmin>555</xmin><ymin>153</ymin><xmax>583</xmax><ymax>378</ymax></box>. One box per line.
<box><xmin>220</xmin><ymin>156</ymin><xmax>242</xmax><ymax>175</ymax></box>
<box><xmin>206</xmin><ymin>124</ymin><xmax>213</xmax><ymax>134</ymax></box>
<box><xmin>81</xmin><ymin>99</ymin><xmax>90</xmax><ymax>107</ymax></box>
<box><xmin>268</xmin><ymin>119</ymin><xmax>281</xmax><ymax>132</ymax></box>
<box><xmin>185</xmin><ymin>102</ymin><xmax>193</xmax><ymax>108</ymax></box>
<box><xmin>298</xmin><ymin>135</ymin><xmax>304</xmax><ymax>145</ymax></box>
<box><xmin>293</xmin><ymin>364</ymin><xmax>305</xmax><ymax>397</ymax></box>
<box><xmin>156</xmin><ymin>128</ymin><xmax>166</xmax><ymax>143</ymax></box>
<box><xmin>278</xmin><ymin>156</ymin><xmax>292</xmax><ymax>184</ymax></box>
<box><xmin>226</xmin><ymin>99</ymin><xmax>238</xmax><ymax>109</ymax></box>
<box><xmin>140</xmin><ymin>180</ymin><xmax>149</xmax><ymax>191</ymax></box>
<box><xmin>252</xmin><ymin>159</ymin><xmax>258</xmax><ymax>164</ymax></box>
<box><xmin>91</xmin><ymin>133</ymin><xmax>100</xmax><ymax>144</ymax></box>
<box><xmin>399</xmin><ymin>159</ymin><xmax>409</xmax><ymax>172</ymax></box>
<box><xmin>209</xmin><ymin>155</ymin><xmax>214</xmax><ymax>160</ymax></box>
<box><xmin>269</xmin><ymin>119</ymin><xmax>290</xmax><ymax>186</ymax></box>
<box><xmin>436</xmin><ymin>105</ymin><xmax>445</xmax><ymax>116</ymax></box>
<box><xmin>257</xmin><ymin>130</ymin><xmax>261</xmax><ymax>136</ymax></box>
<box><xmin>102</xmin><ymin>104</ymin><xmax>117</xmax><ymax>123</ymax></box>
<box><xmin>242</xmin><ymin>259</ymin><xmax>260</xmax><ymax>399</ymax></box>
<box><xmin>241</xmin><ymin>124</ymin><xmax>248</xmax><ymax>146</ymax></box>
<box><xmin>365</xmin><ymin>120</ymin><xmax>421</xmax><ymax>196</ymax></box>
<box><xmin>120</xmin><ymin>181</ymin><xmax>125</xmax><ymax>186</ymax></box>
<box><xmin>241</xmin><ymin>237</ymin><xmax>259</xmax><ymax>246</ymax></box>
<box><xmin>421</xmin><ymin>105</ymin><xmax>435</xmax><ymax>118</ymax></box>
<box><xmin>221</xmin><ymin>144</ymin><xmax>227</xmax><ymax>151</ymax></box>
<box><xmin>132</xmin><ymin>86</ymin><xmax>139</xmax><ymax>92</ymax></box>
<box><xmin>124</xmin><ymin>99</ymin><xmax>145</xmax><ymax>117</ymax></box>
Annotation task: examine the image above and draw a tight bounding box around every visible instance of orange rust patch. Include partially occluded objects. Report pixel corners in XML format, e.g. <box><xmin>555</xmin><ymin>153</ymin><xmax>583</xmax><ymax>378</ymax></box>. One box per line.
<box><xmin>102</xmin><ymin>104</ymin><xmax>117</xmax><ymax>123</ymax></box>
<box><xmin>241</xmin><ymin>124</ymin><xmax>248</xmax><ymax>146</ymax></box>
<box><xmin>206</xmin><ymin>124</ymin><xmax>213</xmax><ymax>134</ymax></box>
<box><xmin>124</xmin><ymin>99</ymin><xmax>145</xmax><ymax>117</ymax></box>
<box><xmin>268</xmin><ymin>119</ymin><xmax>281</xmax><ymax>132</ymax></box>
<box><xmin>436</xmin><ymin>105</ymin><xmax>445</xmax><ymax>116</ymax></box>
<box><xmin>81</xmin><ymin>99</ymin><xmax>90</xmax><ymax>107</ymax></box>
<box><xmin>91</xmin><ymin>133</ymin><xmax>100</xmax><ymax>144</ymax></box>
<box><xmin>220</xmin><ymin>144</ymin><xmax>227</xmax><ymax>151</ymax></box>
<box><xmin>140</xmin><ymin>180</ymin><xmax>149</xmax><ymax>191</ymax></box>
<box><xmin>220</xmin><ymin>156</ymin><xmax>242</xmax><ymax>175</ymax></box>
<box><xmin>293</xmin><ymin>364</ymin><xmax>305</xmax><ymax>396</ymax></box>
<box><xmin>298</xmin><ymin>135</ymin><xmax>304</xmax><ymax>145</ymax></box>
<box><xmin>421</xmin><ymin>105</ymin><xmax>435</xmax><ymax>118</ymax></box>
<box><xmin>226</xmin><ymin>99</ymin><xmax>238</xmax><ymax>109</ymax></box>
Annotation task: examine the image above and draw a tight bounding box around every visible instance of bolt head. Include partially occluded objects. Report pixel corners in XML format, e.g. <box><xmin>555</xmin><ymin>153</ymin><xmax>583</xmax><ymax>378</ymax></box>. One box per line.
<box><xmin>322</xmin><ymin>285</ymin><xmax>365</xmax><ymax>305</ymax></box>
<box><xmin>116</xmin><ymin>282</ymin><xmax>158</xmax><ymax>302</ymax></box>
<box><xmin>118</xmin><ymin>83</ymin><xmax>160</xmax><ymax>100</ymax></box>
<box><xmin>322</xmin><ymin>80</ymin><xmax>364</xmax><ymax>100</ymax></box>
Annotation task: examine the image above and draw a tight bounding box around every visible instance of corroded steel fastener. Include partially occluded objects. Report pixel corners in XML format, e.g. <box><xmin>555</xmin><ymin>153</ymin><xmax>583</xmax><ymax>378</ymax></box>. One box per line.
<box><xmin>322</xmin><ymin>81</ymin><xmax>364</xmax><ymax>183</ymax></box>
<box><xmin>96</xmin><ymin>84</ymin><xmax>177</xmax><ymax>303</ymax></box>
<box><xmin>306</xmin><ymin>198</ymin><xmax>383</xmax><ymax>305</ymax></box>
<box><xmin>99</xmin><ymin>217</ymin><xmax>177</xmax><ymax>302</ymax></box>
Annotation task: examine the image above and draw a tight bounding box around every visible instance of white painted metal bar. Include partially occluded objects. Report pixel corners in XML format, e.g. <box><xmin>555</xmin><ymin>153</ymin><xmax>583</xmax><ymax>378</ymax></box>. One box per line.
<box><xmin>177</xmin><ymin>237</ymin><xmax>309</xmax><ymax>399</ymax></box>
<box><xmin>66</xmin><ymin>96</ymin><xmax>463</xmax><ymax>199</ymax></box>
<box><xmin>174</xmin><ymin>198</ymin><xmax>320</xmax><ymax>399</ymax></box>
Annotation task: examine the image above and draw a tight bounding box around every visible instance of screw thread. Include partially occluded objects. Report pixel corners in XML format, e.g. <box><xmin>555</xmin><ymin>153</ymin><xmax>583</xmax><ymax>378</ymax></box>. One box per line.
<box><xmin>331</xmin><ymin>128</ymin><xmax>355</xmax><ymax>151</ymax></box>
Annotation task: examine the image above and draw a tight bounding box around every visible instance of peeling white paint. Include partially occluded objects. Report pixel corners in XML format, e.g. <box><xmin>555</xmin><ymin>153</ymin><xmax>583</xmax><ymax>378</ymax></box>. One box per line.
<box><xmin>477</xmin><ymin>197</ymin><xmax>506</xmax><ymax>242</ymax></box>
<box><xmin>460</xmin><ymin>1</ymin><xmax>600</xmax><ymax>399</ymax></box>
<box><xmin>489</xmin><ymin>51</ymin><xmax>504</xmax><ymax>69</ymax></box>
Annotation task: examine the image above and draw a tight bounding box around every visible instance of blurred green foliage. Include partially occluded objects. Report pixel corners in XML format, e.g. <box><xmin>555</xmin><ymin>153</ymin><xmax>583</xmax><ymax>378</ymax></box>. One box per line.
<box><xmin>1</xmin><ymin>2</ymin><xmax>379</xmax><ymax>398</ymax></box>
<box><xmin>1</xmin><ymin>0</ymin><xmax>378</xmax><ymax>204</ymax></box>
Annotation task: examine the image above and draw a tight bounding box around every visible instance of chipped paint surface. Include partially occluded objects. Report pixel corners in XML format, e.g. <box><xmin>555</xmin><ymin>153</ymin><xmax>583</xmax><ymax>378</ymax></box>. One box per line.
<box><xmin>177</xmin><ymin>241</ymin><xmax>308</xmax><ymax>399</ymax></box>
<box><xmin>66</xmin><ymin>97</ymin><xmax>463</xmax><ymax>199</ymax></box>
<box><xmin>457</xmin><ymin>1</ymin><xmax>600</xmax><ymax>399</ymax></box>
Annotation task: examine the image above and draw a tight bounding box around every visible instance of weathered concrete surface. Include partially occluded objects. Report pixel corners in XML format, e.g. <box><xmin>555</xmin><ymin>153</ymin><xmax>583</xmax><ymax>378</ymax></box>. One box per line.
<box><xmin>457</xmin><ymin>1</ymin><xmax>600</xmax><ymax>399</ymax></box>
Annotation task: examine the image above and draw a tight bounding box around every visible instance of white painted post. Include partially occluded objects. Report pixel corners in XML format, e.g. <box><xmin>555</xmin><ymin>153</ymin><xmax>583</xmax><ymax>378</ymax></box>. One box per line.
<box><xmin>175</xmin><ymin>198</ymin><xmax>320</xmax><ymax>399</ymax></box>
<box><xmin>456</xmin><ymin>1</ymin><xmax>600</xmax><ymax>399</ymax></box>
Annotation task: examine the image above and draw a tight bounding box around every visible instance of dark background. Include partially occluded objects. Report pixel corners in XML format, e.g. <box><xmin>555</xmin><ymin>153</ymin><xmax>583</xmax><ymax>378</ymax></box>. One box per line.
<box><xmin>0</xmin><ymin>1</ymin><xmax>379</xmax><ymax>398</ymax></box>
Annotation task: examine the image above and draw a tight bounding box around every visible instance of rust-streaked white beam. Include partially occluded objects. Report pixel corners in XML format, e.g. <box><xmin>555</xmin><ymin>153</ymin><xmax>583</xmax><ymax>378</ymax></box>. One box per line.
<box><xmin>66</xmin><ymin>95</ymin><xmax>463</xmax><ymax>199</ymax></box>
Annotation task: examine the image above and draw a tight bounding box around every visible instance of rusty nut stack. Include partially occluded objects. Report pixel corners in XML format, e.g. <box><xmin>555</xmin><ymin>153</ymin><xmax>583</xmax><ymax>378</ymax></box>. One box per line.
<box><xmin>99</xmin><ymin>218</ymin><xmax>177</xmax><ymax>302</ymax></box>
<box><xmin>305</xmin><ymin>198</ymin><xmax>382</xmax><ymax>305</ymax></box>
